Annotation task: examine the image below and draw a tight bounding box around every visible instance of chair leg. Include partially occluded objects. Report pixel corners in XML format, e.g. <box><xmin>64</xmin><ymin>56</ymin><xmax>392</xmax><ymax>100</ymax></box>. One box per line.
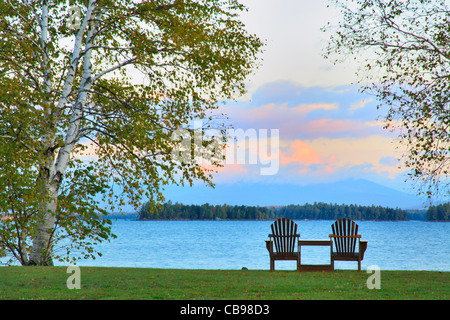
<box><xmin>358</xmin><ymin>260</ymin><xmax>361</xmax><ymax>272</ymax></box>
<box><xmin>270</xmin><ymin>259</ymin><xmax>274</xmax><ymax>271</ymax></box>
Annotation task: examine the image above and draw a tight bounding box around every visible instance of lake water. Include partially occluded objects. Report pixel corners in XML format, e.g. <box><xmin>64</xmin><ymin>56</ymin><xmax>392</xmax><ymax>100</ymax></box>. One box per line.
<box><xmin>63</xmin><ymin>220</ymin><xmax>450</xmax><ymax>271</ymax></box>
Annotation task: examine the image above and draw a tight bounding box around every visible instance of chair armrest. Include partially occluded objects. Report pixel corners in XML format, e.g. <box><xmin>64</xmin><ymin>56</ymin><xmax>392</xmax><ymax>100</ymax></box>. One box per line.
<box><xmin>329</xmin><ymin>234</ymin><xmax>362</xmax><ymax>238</ymax></box>
<box><xmin>359</xmin><ymin>240</ymin><xmax>368</xmax><ymax>260</ymax></box>
<box><xmin>265</xmin><ymin>240</ymin><xmax>273</xmax><ymax>253</ymax></box>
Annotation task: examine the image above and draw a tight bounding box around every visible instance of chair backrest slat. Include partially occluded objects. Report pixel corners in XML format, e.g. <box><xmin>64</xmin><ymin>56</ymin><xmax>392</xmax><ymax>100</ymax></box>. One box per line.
<box><xmin>270</xmin><ymin>218</ymin><xmax>299</xmax><ymax>254</ymax></box>
<box><xmin>331</xmin><ymin>218</ymin><xmax>360</xmax><ymax>255</ymax></box>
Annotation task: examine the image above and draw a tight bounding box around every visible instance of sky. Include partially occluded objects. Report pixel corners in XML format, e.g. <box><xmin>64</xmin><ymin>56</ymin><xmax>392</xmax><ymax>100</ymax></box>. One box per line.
<box><xmin>87</xmin><ymin>0</ymin><xmax>426</xmax><ymax>210</ymax></box>
<box><xmin>190</xmin><ymin>0</ymin><xmax>413</xmax><ymax>195</ymax></box>
<box><xmin>239</xmin><ymin>0</ymin><xmax>356</xmax><ymax>90</ymax></box>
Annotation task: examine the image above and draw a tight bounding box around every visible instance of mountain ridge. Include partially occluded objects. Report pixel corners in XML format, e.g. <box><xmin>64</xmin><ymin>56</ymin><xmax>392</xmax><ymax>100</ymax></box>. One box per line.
<box><xmin>162</xmin><ymin>178</ymin><xmax>425</xmax><ymax>210</ymax></box>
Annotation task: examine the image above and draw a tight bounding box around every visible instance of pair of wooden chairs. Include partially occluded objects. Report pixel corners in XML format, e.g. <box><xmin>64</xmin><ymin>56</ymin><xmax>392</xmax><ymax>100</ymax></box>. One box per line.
<box><xmin>265</xmin><ymin>218</ymin><xmax>368</xmax><ymax>271</ymax></box>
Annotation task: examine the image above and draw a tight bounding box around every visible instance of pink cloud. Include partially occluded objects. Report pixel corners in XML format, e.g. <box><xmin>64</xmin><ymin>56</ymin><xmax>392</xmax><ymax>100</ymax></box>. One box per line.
<box><xmin>280</xmin><ymin>140</ymin><xmax>323</xmax><ymax>165</ymax></box>
<box><xmin>222</xmin><ymin>101</ymin><xmax>376</xmax><ymax>141</ymax></box>
<box><xmin>292</xmin><ymin>103</ymin><xmax>339</xmax><ymax>112</ymax></box>
<box><xmin>201</xmin><ymin>162</ymin><xmax>252</xmax><ymax>183</ymax></box>
<box><xmin>305</xmin><ymin>118</ymin><xmax>363</xmax><ymax>134</ymax></box>
<box><xmin>226</xmin><ymin>103</ymin><xmax>339</xmax><ymax>127</ymax></box>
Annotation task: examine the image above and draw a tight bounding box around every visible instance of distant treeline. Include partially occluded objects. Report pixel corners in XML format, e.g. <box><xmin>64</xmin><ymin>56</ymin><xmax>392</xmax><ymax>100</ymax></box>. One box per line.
<box><xmin>276</xmin><ymin>203</ymin><xmax>408</xmax><ymax>221</ymax></box>
<box><xmin>139</xmin><ymin>201</ymin><xmax>275</xmax><ymax>220</ymax></box>
<box><xmin>138</xmin><ymin>201</ymin><xmax>409</xmax><ymax>221</ymax></box>
<box><xmin>405</xmin><ymin>209</ymin><xmax>427</xmax><ymax>221</ymax></box>
<box><xmin>427</xmin><ymin>203</ymin><xmax>450</xmax><ymax>221</ymax></box>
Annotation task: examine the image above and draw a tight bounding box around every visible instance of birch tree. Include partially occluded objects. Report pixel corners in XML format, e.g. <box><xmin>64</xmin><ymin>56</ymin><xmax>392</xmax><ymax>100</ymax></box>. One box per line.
<box><xmin>0</xmin><ymin>0</ymin><xmax>263</xmax><ymax>266</ymax></box>
<box><xmin>323</xmin><ymin>0</ymin><xmax>450</xmax><ymax>203</ymax></box>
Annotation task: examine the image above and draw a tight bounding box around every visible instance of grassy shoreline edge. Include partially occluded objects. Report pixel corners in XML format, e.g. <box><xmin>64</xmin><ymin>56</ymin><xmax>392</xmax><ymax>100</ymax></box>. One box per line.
<box><xmin>0</xmin><ymin>266</ymin><xmax>448</xmax><ymax>300</ymax></box>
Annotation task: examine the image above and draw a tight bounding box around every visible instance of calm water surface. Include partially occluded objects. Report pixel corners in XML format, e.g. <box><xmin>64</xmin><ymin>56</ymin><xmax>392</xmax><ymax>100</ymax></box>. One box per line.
<box><xmin>65</xmin><ymin>220</ymin><xmax>450</xmax><ymax>271</ymax></box>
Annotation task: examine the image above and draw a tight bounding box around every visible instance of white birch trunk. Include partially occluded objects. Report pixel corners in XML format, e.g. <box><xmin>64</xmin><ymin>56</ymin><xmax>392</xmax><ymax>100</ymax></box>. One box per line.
<box><xmin>28</xmin><ymin>171</ymin><xmax>59</xmax><ymax>266</ymax></box>
<box><xmin>28</xmin><ymin>1</ymin><xmax>97</xmax><ymax>265</ymax></box>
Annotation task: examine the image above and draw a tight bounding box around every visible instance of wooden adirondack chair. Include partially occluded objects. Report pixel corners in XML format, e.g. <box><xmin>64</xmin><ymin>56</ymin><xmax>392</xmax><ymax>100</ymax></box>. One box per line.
<box><xmin>329</xmin><ymin>218</ymin><xmax>368</xmax><ymax>271</ymax></box>
<box><xmin>265</xmin><ymin>218</ymin><xmax>301</xmax><ymax>271</ymax></box>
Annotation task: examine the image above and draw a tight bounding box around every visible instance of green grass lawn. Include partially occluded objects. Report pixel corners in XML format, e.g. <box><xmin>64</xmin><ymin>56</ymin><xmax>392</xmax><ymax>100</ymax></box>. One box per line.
<box><xmin>0</xmin><ymin>266</ymin><xmax>448</xmax><ymax>300</ymax></box>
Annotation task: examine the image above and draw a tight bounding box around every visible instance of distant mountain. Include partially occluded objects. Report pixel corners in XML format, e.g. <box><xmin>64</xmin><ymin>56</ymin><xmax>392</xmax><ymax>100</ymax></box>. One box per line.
<box><xmin>161</xmin><ymin>179</ymin><xmax>425</xmax><ymax>210</ymax></box>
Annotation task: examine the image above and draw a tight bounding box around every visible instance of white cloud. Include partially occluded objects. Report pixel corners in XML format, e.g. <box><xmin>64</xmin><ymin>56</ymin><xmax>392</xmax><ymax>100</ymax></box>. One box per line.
<box><xmin>239</xmin><ymin>0</ymin><xmax>360</xmax><ymax>93</ymax></box>
<box><xmin>349</xmin><ymin>98</ymin><xmax>373</xmax><ymax>114</ymax></box>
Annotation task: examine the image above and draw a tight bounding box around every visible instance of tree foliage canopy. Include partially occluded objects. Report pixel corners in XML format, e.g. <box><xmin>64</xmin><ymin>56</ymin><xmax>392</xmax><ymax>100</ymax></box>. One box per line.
<box><xmin>0</xmin><ymin>0</ymin><xmax>263</xmax><ymax>265</ymax></box>
<box><xmin>427</xmin><ymin>203</ymin><xmax>450</xmax><ymax>221</ymax></box>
